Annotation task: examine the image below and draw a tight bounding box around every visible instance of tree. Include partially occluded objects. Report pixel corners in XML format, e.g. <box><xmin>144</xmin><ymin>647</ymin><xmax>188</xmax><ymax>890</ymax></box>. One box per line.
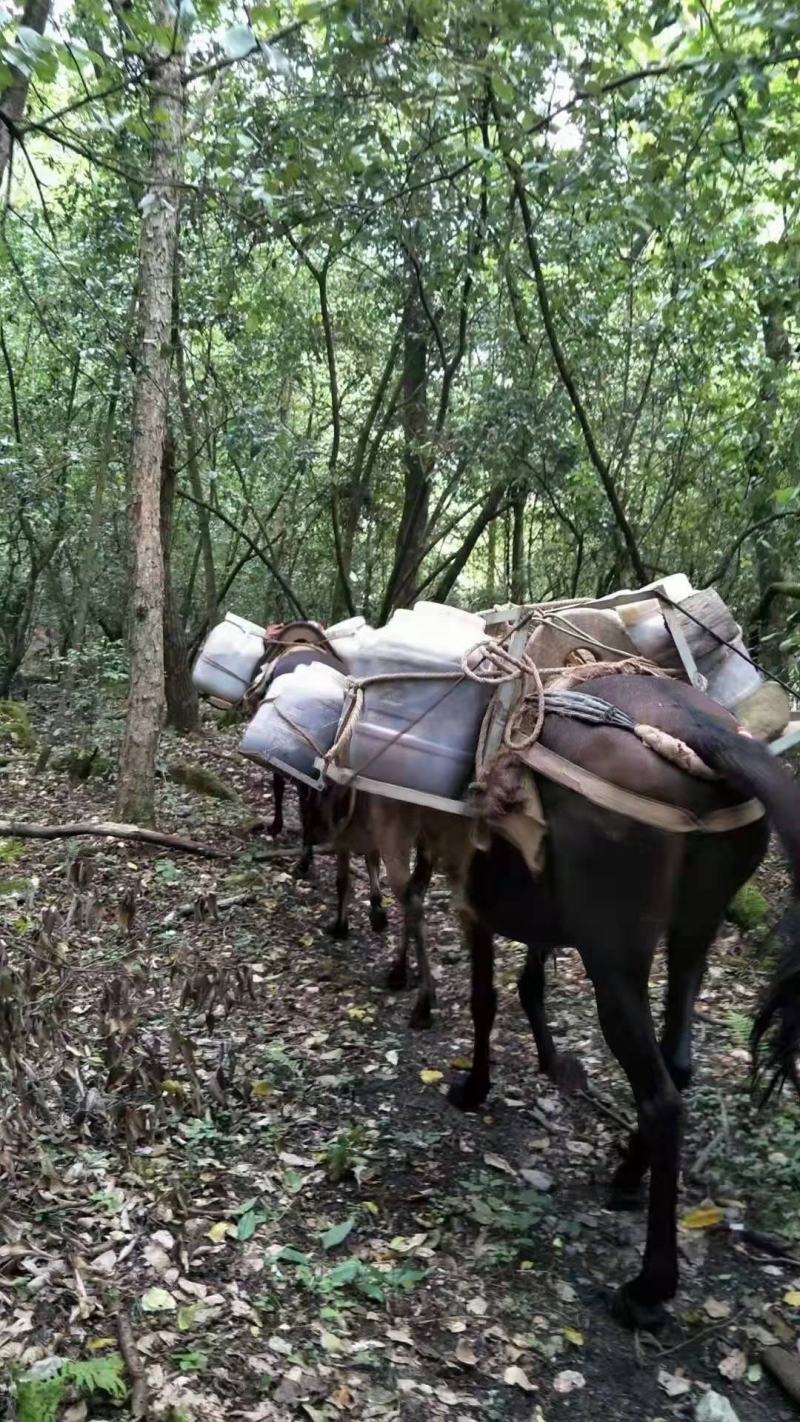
<box><xmin>115</xmin><ymin>4</ymin><xmax>184</xmax><ymax>823</ymax></box>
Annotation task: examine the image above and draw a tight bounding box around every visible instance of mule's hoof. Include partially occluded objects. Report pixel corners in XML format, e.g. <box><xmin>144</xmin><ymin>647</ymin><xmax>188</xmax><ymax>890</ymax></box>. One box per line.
<box><xmin>547</xmin><ymin>1051</ymin><xmax>587</xmax><ymax>1095</ymax></box>
<box><xmin>370</xmin><ymin>906</ymin><xmax>389</xmax><ymax>934</ymax></box>
<box><xmin>610</xmin><ymin>1283</ymin><xmax>669</xmax><ymax>1333</ymax></box>
<box><xmin>325</xmin><ymin>918</ymin><xmax>349</xmax><ymax>941</ymax></box>
<box><xmin>608</xmin><ymin>1179</ymin><xmax>646</xmax><ymax>1212</ymax></box>
<box><xmin>292</xmin><ymin>860</ymin><xmax>312</xmax><ymax>881</ymax></box>
<box><xmin>267</xmin><ymin>820</ymin><xmax>282</xmax><ymax>839</ymax></box>
<box><xmin>408</xmin><ymin>999</ymin><xmax>432</xmax><ymax>1030</ymax></box>
<box><xmin>385</xmin><ymin>962</ymin><xmax>408</xmax><ymax>991</ymax></box>
<box><xmin>447</xmin><ymin>1074</ymin><xmax>489</xmax><ymax>1113</ymax></box>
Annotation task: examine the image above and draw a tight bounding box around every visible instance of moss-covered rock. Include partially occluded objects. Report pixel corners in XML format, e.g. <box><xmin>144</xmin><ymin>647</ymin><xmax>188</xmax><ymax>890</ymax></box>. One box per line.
<box><xmin>168</xmin><ymin>760</ymin><xmax>240</xmax><ymax>801</ymax></box>
<box><xmin>0</xmin><ymin>700</ymin><xmax>35</xmax><ymax>751</ymax></box>
<box><xmin>727</xmin><ymin>881</ymin><xmax>770</xmax><ymax>932</ymax></box>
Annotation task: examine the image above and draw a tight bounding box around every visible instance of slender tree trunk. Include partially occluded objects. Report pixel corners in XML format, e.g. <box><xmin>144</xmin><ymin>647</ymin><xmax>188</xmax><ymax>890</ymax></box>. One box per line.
<box><xmin>161</xmin><ymin>426</ymin><xmax>199</xmax><ymax>732</ymax></box>
<box><xmin>747</xmin><ymin>296</ymin><xmax>793</xmax><ymax>656</ymax></box>
<box><xmin>174</xmin><ymin>245</ymin><xmax>217</xmax><ymax>628</ymax></box>
<box><xmin>390</xmin><ymin>274</ymin><xmax>430</xmax><ymax>609</ymax></box>
<box><xmin>510</xmin><ymin>486</ymin><xmax>526</xmax><ymax>603</ymax></box>
<box><xmin>486</xmin><ymin>517</ymin><xmax>497</xmax><ymax>604</ymax></box>
<box><xmin>0</xmin><ymin>0</ymin><xmax>52</xmax><ymax>187</ymax></box>
<box><xmin>116</xmin><ymin>16</ymin><xmax>183</xmax><ymax>823</ymax></box>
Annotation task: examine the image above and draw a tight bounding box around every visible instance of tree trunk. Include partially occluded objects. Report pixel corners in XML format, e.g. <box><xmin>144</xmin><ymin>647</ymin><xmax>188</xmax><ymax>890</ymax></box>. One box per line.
<box><xmin>115</xmin><ymin>17</ymin><xmax>183</xmax><ymax>823</ymax></box>
<box><xmin>389</xmin><ymin>275</ymin><xmax>430</xmax><ymax>609</ymax></box>
<box><xmin>174</xmin><ymin>245</ymin><xmax>217</xmax><ymax>629</ymax></box>
<box><xmin>747</xmin><ymin>296</ymin><xmax>794</xmax><ymax>656</ymax></box>
<box><xmin>161</xmin><ymin>426</ymin><xmax>199</xmax><ymax>732</ymax></box>
<box><xmin>510</xmin><ymin>487</ymin><xmax>526</xmax><ymax>603</ymax></box>
<box><xmin>69</xmin><ymin>348</ymin><xmax>128</xmax><ymax>672</ymax></box>
<box><xmin>486</xmin><ymin>517</ymin><xmax>497</xmax><ymax>604</ymax></box>
<box><xmin>0</xmin><ymin>0</ymin><xmax>52</xmax><ymax>186</ymax></box>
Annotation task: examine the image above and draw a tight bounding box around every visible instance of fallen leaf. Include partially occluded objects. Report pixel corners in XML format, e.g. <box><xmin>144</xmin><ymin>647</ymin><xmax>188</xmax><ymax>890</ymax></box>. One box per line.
<box><xmin>704</xmin><ymin>1297</ymin><xmax>731</xmax><ymax>1320</ymax></box>
<box><xmin>658</xmin><ymin>1367</ymin><xmax>691</xmax><ymax>1397</ymax></box>
<box><xmin>267</xmin><ymin>1335</ymin><xmax>293</xmax><ymax>1356</ymax></box>
<box><xmin>321</xmin><ymin>1217</ymin><xmax>355</xmax><ymax>1250</ymax></box>
<box><xmin>718</xmin><ymin>1349</ymin><xmax>747</xmax><ymax>1381</ymax></box>
<box><xmin>141</xmin><ymin>1287</ymin><xmax>177</xmax><ymax>1313</ymax></box>
<box><xmin>521</xmin><ymin>1168</ymin><xmax>553</xmax><ymax>1192</ymax></box>
<box><xmin>484</xmin><ymin>1152</ymin><xmax>515</xmax><ymax>1175</ymax></box>
<box><xmin>680</xmin><ymin>1205</ymin><xmax>724</xmax><ymax>1231</ymax></box>
<box><xmin>503</xmin><ymin>1364</ymin><xmax>536</xmax><ymax>1391</ymax></box>
<box><xmin>783</xmin><ymin>1289</ymin><xmax>800</xmax><ymax>1307</ymax></box>
<box><xmin>207</xmin><ymin>1221</ymin><xmax>234</xmax><ymax>1244</ymax></box>
<box><xmin>419</xmin><ymin>1069</ymin><xmax>443</xmax><ymax>1085</ymax></box>
<box><xmin>251</xmin><ymin>1081</ymin><xmax>273</xmax><ymax>1098</ymax></box>
<box><xmin>386</xmin><ymin>1326</ymin><xmax>414</xmax><ymax>1346</ymax></box>
<box><xmin>455</xmin><ymin>1338</ymin><xmax>477</xmax><ymax>1366</ymax></box>
<box><xmin>467</xmin><ymin>1296</ymin><xmax>488</xmax><ymax>1316</ymax></box>
<box><xmin>564</xmin><ymin>1328</ymin><xmax>584</xmax><ymax>1346</ymax></box>
<box><xmin>553</xmin><ymin>1369</ymin><xmax>585</xmax><ymax>1394</ymax></box>
<box><xmin>555</xmin><ymin>1280</ymin><xmax>576</xmax><ymax>1303</ymax></box>
<box><xmin>450</xmin><ymin>1056</ymin><xmax>472</xmax><ymax>1070</ymax></box>
<box><xmin>319</xmin><ymin>1330</ymin><xmax>347</xmax><ymax>1353</ymax></box>
<box><xmin>88</xmin><ymin>1337</ymin><xmax>116</xmax><ymax>1351</ymax></box>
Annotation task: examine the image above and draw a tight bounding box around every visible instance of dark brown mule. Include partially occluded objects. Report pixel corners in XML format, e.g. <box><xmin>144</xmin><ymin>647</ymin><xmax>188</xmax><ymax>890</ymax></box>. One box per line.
<box><xmin>449</xmin><ymin>673</ymin><xmax>800</xmax><ymax>1330</ymax></box>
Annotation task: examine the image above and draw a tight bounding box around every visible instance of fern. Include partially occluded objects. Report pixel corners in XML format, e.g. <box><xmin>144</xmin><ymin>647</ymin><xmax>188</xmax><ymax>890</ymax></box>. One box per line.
<box><xmin>727</xmin><ymin>1009</ymin><xmax>753</xmax><ymax>1049</ymax></box>
<box><xmin>16</xmin><ymin>1352</ymin><xmax>127</xmax><ymax>1422</ymax></box>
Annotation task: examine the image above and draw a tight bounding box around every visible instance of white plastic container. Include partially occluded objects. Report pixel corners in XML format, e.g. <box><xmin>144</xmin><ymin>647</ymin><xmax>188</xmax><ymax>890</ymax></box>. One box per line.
<box><xmin>704</xmin><ymin>634</ymin><xmax>762</xmax><ymax>710</ymax></box>
<box><xmin>239</xmin><ymin>662</ymin><xmax>348</xmax><ymax>787</ymax></box>
<box><xmin>192</xmin><ymin>613</ymin><xmax>267</xmax><ymax>706</ymax></box>
<box><xmin>345</xmin><ymin>602</ymin><xmax>493</xmax><ymax>800</ymax></box>
<box><xmin>326</xmin><ymin>616</ymin><xmax>369</xmax><ymax>667</ymax></box>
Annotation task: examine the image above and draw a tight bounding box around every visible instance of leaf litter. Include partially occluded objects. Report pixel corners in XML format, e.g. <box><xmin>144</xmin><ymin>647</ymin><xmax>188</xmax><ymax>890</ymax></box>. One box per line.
<box><xmin>0</xmin><ymin>700</ymin><xmax>797</xmax><ymax>1419</ymax></box>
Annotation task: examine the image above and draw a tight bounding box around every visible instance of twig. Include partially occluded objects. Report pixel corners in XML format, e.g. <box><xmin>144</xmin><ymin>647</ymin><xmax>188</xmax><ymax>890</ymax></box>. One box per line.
<box><xmin>580</xmin><ymin>1085</ymin><xmax>635</xmax><ymax>1134</ymax></box>
<box><xmin>689</xmin><ymin>1124</ymin><xmax>726</xmax><ymax>1181</ymax></box>
<box><xmin>117</xmin><ymin>1308</ymin><xmax>149</xmax><ymax>1418</ymax></box>
<box><xmin>164</xmin><ymin>891</ymin><xmax>257</xmax><ymax>923</ymax></box>
<box><xmin>655</xmin><ymin>1307</ymin><xmax>747</xmax><ymax>1358</ymax></box>
<box><xmin>0</xmin><ymin>820</ymin><xmax>226</xmax><ymax>857</ymax></box>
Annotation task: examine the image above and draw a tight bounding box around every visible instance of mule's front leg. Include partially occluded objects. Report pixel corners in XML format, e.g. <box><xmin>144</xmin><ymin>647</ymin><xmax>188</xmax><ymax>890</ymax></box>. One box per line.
<box><xmin>366</xmin><ymin>849</ymin><xmax>387</xmax><ymax>933</ymax></box>
<box><xmin>448</xmin><ymin>916</ymin><xmax>495</xmax><ymax>1111</ymax></box>
<box><xmin>405</xmin><ymin>845</ymin><xmax>435</xmax><ymax>1028</ymax></box>
<box><xmin>292</xmin><ymin>786</ymin><xmax>316</xmax><ymax>879</ymax></box>
<box><xmin>268</xmin><ymin>771</ymin><xmax>285</xmax><ymax>837</ymax></box>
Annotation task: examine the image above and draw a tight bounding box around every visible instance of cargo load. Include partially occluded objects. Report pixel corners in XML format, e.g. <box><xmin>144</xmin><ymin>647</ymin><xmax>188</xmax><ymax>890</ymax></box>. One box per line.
<box><xmin>191</xmin><ymin>581</ymin><xmax>792</xmax><ymax>811</ymax></box>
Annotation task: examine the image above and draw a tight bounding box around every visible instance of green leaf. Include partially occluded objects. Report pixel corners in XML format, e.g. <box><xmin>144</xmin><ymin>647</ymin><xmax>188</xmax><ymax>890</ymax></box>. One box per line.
<box><xmin>277</xmin><ymin>1246</ymin><xmax>310</xmax><ymax>1265</ymax></box>
<box><xmin>237</xmin><ymin>1208</ymin><xmax>266</xmax><ymax>1241</ymax></box>
<box><xmin>321</xmin><ymin>1216</ymin><xmax>355</xmax><ymax>1250</ymax></box>
<box><xmin>223</xmin><ymin>25</ymin><xmax>256</xmax><ymax>59</ymax></box>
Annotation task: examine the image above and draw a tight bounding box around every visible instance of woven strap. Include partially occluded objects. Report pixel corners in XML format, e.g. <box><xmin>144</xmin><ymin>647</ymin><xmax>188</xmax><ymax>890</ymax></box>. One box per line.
<box><xmin>516</xmin><ymin>742</ymin><xmax>764</xmax><ymax>835</ymax></box>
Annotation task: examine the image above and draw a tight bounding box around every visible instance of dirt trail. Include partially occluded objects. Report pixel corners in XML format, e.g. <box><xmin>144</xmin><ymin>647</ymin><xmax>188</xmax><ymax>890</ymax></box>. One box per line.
<box><xmin>1</xmin><ymin>699</ymin><xmax>799</xmax><ymax>1420</ymax></box>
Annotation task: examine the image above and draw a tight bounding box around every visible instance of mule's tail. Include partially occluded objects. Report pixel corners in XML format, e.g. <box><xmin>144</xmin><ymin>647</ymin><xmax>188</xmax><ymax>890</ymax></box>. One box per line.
<box><xmin>682</xmin><ymin>714</ymin><xmax>800</xmax><ymax>1102</ymax></box>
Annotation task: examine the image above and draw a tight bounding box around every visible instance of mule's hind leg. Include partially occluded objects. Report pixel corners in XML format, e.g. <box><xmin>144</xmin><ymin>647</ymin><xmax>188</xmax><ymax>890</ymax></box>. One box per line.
<box><xmin>326</xmin><ymin>850</ymin><xmax>351</xmax><ymax>940</ymax></box>
<box><xmin>448</xmin><ymin>915</ymin><xmax>496</xmax><ymax>1110</ymax></box>
<box><xmin>518</xmin><ymin>947</ymin><xmax>586</xmax><ymax>1094</ymax></box>
<box><xmin>612</xmin><ymin>827</ymin><xmax>768</xmax><ymax>1210</ymax></box>
<box><xmin>584</xmin><ymin>949</ymin><xmax>683</xmax><ymax>1330</ymax></box>
<box><xmin>366</xmin><ymin>849</ymin><xmax>387</xmax><ymax>933</ymax></box>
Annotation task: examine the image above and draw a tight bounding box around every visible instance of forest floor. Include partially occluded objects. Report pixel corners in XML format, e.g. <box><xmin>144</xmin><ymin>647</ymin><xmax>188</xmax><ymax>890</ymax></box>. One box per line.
<box><xmin>2</xmin><ymin>687</ymin><xmax>800</xmax><ymax>1422</ymax></box>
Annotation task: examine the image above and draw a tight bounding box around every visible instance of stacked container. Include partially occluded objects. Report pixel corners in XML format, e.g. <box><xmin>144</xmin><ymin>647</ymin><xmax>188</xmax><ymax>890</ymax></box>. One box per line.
<box><xmin>340</xmin><ymin>602</ymin><xmax>494</xmax><ymax>800</ymax></box>
<box><xmin>191</xmin><ymin>613</ymin><xmax>268</xmax><ymax>706</ymax></box>
<box><xmin>239</xmin><ymin>661</ymin><xmax>348</xmax><ymax>787</ymax></box>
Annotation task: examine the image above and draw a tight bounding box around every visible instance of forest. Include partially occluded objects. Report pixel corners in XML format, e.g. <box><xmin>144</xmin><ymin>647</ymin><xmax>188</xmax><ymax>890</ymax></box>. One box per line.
<box><xmin>2</xmin><ymin>1</ymin><xmax>800</xmax><ymax>1419</ymax></box>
